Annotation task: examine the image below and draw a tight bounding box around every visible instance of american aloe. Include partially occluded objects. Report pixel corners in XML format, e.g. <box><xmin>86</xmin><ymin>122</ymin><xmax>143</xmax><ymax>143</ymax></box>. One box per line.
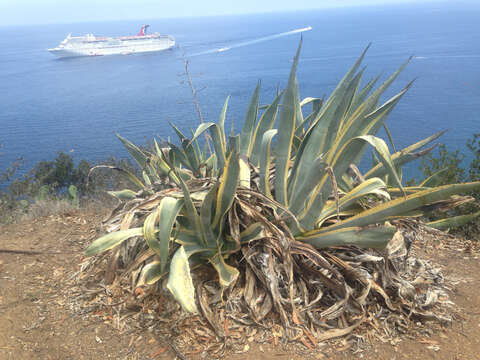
<box><xmin>86</xmin><ymin>41</ymin><xmax>480</xmax><ymax>341</ymax></box>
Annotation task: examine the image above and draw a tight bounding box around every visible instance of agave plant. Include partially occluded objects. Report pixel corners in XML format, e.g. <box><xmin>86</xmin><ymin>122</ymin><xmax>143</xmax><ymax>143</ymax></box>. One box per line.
<box><xmin>86</xmin><ymin>40</ymin><xmax>480</xmax><ymax>339</ymax></box>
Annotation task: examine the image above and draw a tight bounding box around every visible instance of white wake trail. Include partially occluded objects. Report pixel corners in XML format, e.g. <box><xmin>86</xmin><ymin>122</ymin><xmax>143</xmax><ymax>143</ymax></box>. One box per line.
<box><xmin>189</xmin><ymin>26</ymin><xmax>312</xmax><ymax>57</ymax></box>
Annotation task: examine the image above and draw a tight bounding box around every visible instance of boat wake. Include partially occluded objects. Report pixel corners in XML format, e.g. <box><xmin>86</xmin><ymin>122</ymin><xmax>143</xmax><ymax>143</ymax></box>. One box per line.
<box><xmin>188</xmin><ymin>26</ymin><xmax>312</xmax><ymax>57</ymax></box>
<box><xmin>413</xmin><ymin>54</ymin><xmax>480</xmax><ymax>60</ymax></box>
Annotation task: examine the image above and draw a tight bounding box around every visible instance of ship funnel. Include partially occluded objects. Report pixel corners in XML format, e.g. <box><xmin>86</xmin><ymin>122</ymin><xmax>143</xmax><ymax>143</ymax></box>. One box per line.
<box><xmin>137</xmin><ymin>24</ymin><xmax>150</xmax><ymax>36</ymax></box>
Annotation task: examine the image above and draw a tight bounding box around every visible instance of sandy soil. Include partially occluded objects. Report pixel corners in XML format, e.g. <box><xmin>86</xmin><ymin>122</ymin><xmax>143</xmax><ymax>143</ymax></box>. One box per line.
<box><xmin>0</xmin><ymin>211</ymin><xmax>479</xmax><ymax>359</ymax></box>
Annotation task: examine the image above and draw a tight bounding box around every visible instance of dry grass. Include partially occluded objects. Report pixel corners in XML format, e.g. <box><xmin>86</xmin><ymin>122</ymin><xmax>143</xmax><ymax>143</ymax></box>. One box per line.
<box><xmin>21</xmin><ymin>199</ymin><xmax>78</xmax><ymax>219</ymax></box>
<box><xmin>20</xmin><ymin>199</ymin><xmax>109</xmax><ymax>221</ymax></box>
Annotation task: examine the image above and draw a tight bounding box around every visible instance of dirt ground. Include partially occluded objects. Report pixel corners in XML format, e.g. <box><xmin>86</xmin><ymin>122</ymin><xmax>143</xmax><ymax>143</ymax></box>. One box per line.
<box><xmin>0</xmin><ymin>211</ymin><xmax>479</xmax><ymax>360</ymax></box>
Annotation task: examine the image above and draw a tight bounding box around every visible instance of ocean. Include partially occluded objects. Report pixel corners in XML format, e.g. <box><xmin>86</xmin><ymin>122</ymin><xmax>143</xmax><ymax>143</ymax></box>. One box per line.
<box><xmin>1</xmin><ymin>1</ymin><xmax>480</xmax><ymax>180</ymax></box>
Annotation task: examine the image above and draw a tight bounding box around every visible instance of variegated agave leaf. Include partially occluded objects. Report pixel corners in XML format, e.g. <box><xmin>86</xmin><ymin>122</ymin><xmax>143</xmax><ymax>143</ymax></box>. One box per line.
<box><xmin>85</xmin><ymin>227</ymin><xmax>143</xmax><ymax>256</ymax></box>
<box><xmin>167</xmin><ymin>246</ymin><xmax>198</xmax><ymax>313</ymax></box>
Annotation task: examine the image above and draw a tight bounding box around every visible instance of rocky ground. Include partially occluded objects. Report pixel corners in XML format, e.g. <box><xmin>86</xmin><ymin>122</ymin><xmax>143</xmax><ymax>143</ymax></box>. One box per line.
<box><xmin>0</xmin><ymin>211</ymin><xmax>479</xmax><ymax>359</ymax></box>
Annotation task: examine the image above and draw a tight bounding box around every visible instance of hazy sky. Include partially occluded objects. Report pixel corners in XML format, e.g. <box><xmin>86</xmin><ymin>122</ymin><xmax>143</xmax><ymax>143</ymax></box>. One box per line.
<box><xmin>0</xmin><ymin>0</ymin><xmax>444</xmax><ymax>26</ymax></box>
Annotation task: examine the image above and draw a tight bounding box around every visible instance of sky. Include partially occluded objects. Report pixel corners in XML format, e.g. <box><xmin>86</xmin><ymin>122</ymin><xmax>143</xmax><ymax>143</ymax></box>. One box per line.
<box><xmin>0</xmin><ymin>0</ymin><xmax>450</xmax><ymax>26</ymax></box>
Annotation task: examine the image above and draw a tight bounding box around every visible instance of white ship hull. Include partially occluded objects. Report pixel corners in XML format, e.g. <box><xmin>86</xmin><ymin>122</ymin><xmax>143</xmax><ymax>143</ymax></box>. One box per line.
<box><xmin>48</xmin><ymin>26</ymin><xmax>175</xmax><ymax>58</ymax></box>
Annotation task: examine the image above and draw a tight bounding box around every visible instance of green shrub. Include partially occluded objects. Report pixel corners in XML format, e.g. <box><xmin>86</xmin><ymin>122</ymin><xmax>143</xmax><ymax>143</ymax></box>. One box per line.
<box><xmin>0</xmin><ymin>151</ymin><xmax>143</xmax><ymax>223</ymax></box>
<box><xmin>418</xmin><ymin>134</ymin><xmax>480</xmax><ymax>239</ymax></box>
<box><xmin>420</xmin><ymin>144</ymin><xmax>466</xmax><ymax>184</ymax></box>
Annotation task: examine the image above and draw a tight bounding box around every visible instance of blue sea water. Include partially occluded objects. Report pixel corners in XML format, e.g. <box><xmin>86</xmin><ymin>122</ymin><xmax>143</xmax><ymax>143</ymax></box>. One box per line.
<box><xmin>1</xmin><ymin>2</ymin><xmax>480</xmax><ymax>180</ymax></box>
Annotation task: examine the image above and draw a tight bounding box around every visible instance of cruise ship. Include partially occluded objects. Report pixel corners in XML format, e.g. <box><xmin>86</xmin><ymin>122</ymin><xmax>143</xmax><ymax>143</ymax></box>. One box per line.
<box><xmin>48</xmin><ymin>25</ymin><xmax>175</xmax><ymax>58</ymax></box>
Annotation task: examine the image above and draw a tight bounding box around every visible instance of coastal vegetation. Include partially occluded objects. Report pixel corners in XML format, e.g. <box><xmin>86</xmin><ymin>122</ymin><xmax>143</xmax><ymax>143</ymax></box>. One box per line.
<box><xmin>74</xmin><ymin>40</ymin><xmax>480</xmax><ymax>347</ymax></box>
<box><xmin>415</xmin><ymin>136</ymin><xmax>480</xmax><ymax>238</ymax></box>
<box><xmin>0</xmin><ymin>151</ymin><xmax>138</xmax><ymax>222</ymax></box>
<box><xmin>3</xmin><ymin>133</ymin><xmax>480</xmax><ymax>231</ymax></box>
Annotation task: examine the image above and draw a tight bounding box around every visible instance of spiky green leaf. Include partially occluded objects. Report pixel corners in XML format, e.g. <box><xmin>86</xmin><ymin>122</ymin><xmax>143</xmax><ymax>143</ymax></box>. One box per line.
<box><xmin>297</xmin><ymin>224</ymin><xmax>396</xmax><ymax>249</ymax></box>
<box><xmin>316</xmin><ymin>177</ymin><xmax>389</xmax><ymax>226</ymax></box>
<box><xmin>240</xmin><ymin>80</ymin><xmax>261</xmax><ymax>156</ymax></box>
<box><xmin>89</xmin><ymin>165</ymin><xmax>146</xmax><ymax>190</ymax></box>
<box><xmin>289</xmin><ymin>156</ymin><xmax>327</xmax><ymax>216</ymax></box>
<box><xmin>420</xmin><ymin>168</ymin><xmax>450</xmax><ymax>187</ymax></box>
<box><xmin>288</xmin><ymin>45</ymin><xmax>370</xmax><ymax>198</ymax></box>
<box><xmin>275</xmin><ymin>38</ymin><xmax>302</xmax><ymax>206</ymax></box>
<box><xmin>167</xmin><ymin>246</ymin><xmax>198</xmax><ymax>313</ymax></box>
<box><xmin>249</xmin><ymin>91</ymin><xmax>283</xmax><ymax>166</ymax></box>
<box><xmin>191</xmin><ymin>122</ymin><xmax>226</xmax><ymax>170</ymax></box>
<box><xmin>365</xmin><ymin>131</ymin><xmax>446</xmax><ymax>180</ymax></box>
<box><xmin>299</xmin><ymin>135</ymin><xmax>402</xmax><ymax>230</ymax></box>
<box><xmin>427</xmin><ymin>211</ymin><xmax>480</xmax><ymax>230</ymax></box>
<box><xmin>213</xmin><ymin>151</ymin><xmax>240</xmax><ymax>228</ymax></box>
<box><xmin>218</xmin><ymin>95</ymin><xmax>230</xmax><ymax>149</ymax></box>
<box><xmin>137</xmin><ymin>261</ymin><xmax>165</xmax><ymax>286</ymax></box>
<box><xmin>315</xmin><ymin>182</ymin><xmax>480</xmax><ymax>233</ymax></box>
<box><xmin>200</xmin><ymin>184</ymin><xmax>218</xmax><ymax>248</ymax></box>
<box><xmin>144</xmin><ymin>197</ymin><xmax>184</xmax><ymax>272</ymax></box>
<box><xmin>85</xmin><ymin>228</ymin><xmax>143</xmax><ymax>256</ymax></box>
<box><xmin>209</xmin><ymin>253</ymin><xmax>239</xmax><ymax>288</ymax></box>
<box><xmin>238</xmin><ymin>222</ymin><xmax>265</xmax><ymax>243</ymax></box>
<box><xmin>116</xmin><ymin>134</ymin><xmax>148</xmax><ymax>169</ymax></box>
<box><xmin>259</xmin><ymin>129</ymin><xmax>277</xmax><ymax>198</ymax></box>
